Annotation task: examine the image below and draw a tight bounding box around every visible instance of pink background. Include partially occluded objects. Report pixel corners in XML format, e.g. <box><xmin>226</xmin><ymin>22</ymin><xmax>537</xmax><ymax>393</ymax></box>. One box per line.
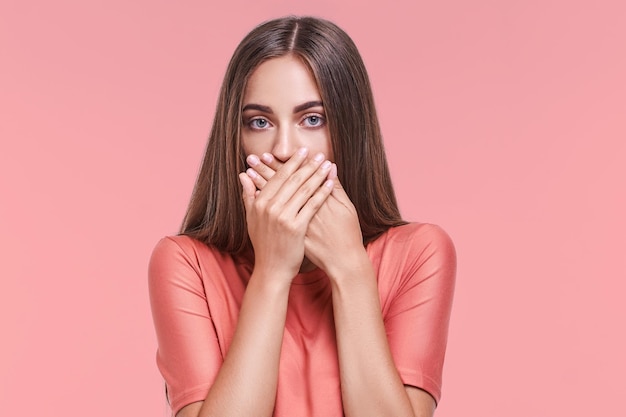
<box><xmin>1</xmin><ymin>0</ymin><xmax>624</xmax><ymax>415</ymax></box>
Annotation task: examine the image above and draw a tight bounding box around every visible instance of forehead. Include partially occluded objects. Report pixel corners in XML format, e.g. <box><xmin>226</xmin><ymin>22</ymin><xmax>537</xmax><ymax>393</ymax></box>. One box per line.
<box><xmin>243</xmin><ymin>55</ymin><xmax>322</xmax><ymax>106</ymax></box>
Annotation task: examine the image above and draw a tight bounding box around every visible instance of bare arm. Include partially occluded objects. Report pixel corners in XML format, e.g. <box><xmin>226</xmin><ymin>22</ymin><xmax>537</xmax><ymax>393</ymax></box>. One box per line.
<box><xmin>167</xmin><ymin>150</ymin><xmax>334</xmax><ymax>417</ymax></box>
<box><xmin>305</xmin><ymin>183</ymin><xmax>433</xmax><ymax>417</ymax></box>
<box><xmin>245</xmin><ymin>155</ymin><xmax>453</xmax><ymax>416</ymax></box>
<box><xmin>177</xmin><ymin>273</ymin><xmax>291</xmax><ymax>417</ymax></box>
<box><xmin>327</xmin><ymin>252</ymin><xmax>435</xmax><ymax>417</ymax></box>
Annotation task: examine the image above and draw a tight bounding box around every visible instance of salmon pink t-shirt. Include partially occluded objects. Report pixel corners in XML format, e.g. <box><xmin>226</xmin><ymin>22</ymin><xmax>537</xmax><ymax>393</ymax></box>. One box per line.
<box><xmin>148</xmin><ymin>222</ymin><xmax>456</xmax><ymax>416</ymax></box>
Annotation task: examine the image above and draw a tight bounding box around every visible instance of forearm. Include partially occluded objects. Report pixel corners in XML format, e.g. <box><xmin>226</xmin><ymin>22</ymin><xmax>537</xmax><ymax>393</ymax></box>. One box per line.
<box><xmin>329</xmin><ymin>253</ymin><xmax>416</xmax><ymax>417</ymax></box>
<box><xmin>197</xmin><ymin>273</ymin><xmax>291</xmax><ymax>417</ymax></box>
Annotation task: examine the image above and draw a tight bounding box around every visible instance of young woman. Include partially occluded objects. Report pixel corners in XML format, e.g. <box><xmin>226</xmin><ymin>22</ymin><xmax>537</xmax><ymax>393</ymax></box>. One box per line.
<box><xmin>149</xmin><ymin>16</ymin><xmax>456</xmax><ymax>417</ymax></box>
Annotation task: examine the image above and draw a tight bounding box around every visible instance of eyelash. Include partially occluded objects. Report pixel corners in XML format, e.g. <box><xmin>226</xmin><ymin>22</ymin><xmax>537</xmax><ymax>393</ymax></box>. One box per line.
<box><xmin>246</xmin><ymin>114</ymin><xmax>326</xmax><ymax>130</ymax></box>
<box><xmin>302</xmin><ymin>114</ymin><xmax>325</xmax><ymax>128</ymax></box>
<box><xmin>248</xmin><ymin>117</ymin><xmax>270</xmax><ymax>130</ymax></box>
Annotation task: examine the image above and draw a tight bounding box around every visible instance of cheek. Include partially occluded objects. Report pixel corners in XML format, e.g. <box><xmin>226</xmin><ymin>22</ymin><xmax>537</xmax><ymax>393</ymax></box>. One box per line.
<box><xmin>322</xmin><ymin>129</ymin><xmax>334</xmax><ymax>161</ymax></box>
<box><xmin>240</xmin><ymin>135</ymin><xmax>261</xmax><ymax>156</ymax></box>
<box><xmin>300</xmin><ymin>127</ymin><xmax>332</xmax><ymax>159</ymax></box>
<box><xmin>327</xmin><ymin>137</ymin><xmax>334</xmax><ymax>161</ymax></box>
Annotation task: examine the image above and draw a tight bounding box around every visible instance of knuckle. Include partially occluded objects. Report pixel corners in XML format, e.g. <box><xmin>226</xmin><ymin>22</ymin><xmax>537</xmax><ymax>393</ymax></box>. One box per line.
<box><xmin>279</xmin><ymin>216</ymin><xmax>297</xmax><ymax>233</ymax></box>
<box><xmin>255</xmin><ymin>198</ymin><xmax>267</xmax><ymax>210</ymax></box>
<box><xmin>257</xmin><ymin>164</ymin><xmax>270</xmax><ymax>176</ymax></box>
<box><xmin>275</xmin><ymin>170</ymin><xmax>290</xmax><ymax>181</ymax></box>
<box><xmin>287</xmin><ymin>171</ymin><xmax>304</xmax><ymax>185</ymax></box>
<box><xmin>292</xmin><ymin>219</ymin><xmax>306</xmax><ymax>232</ymax></box>
<box><xmin>315</xmin><ymin>167</ymin><xmax>327</xmax><ymax>178</ymax></box>
<box><xmin>276</xmin><ymin>213</ymin><xmax>289</xmax><ymax>226</ymax></box>
<box><xmin>266</xmin><ymin>202</ymin><xmax>280</xmax><ymax>217</ymax></box>
<box><xmin>298</xmin><ymin>182</ymin><xmax>313</xmax><ymax>197</ymax></box>
<box><xmin>309</xmin><ymin>194</ymin><xmax>324</xmax><ymax>209</ymax></box>
<box><xmin>308</xmin><ymin>157</ymin><xmax>322</xmax><ymax>168</ymax></box>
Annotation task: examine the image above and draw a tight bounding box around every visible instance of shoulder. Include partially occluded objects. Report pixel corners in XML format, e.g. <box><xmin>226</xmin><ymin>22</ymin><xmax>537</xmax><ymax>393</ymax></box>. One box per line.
<box><xmin>374</xmin><ymin>222</ymin><xmax>456</xmax><ymax>260</ymax></box>
<box><xmin>148</xmin><ymin>235</ymin><xmax>247</xmax><ymax>286</ymax></box>
<box><xmin>151</xmin><ymin>234</ymin><xmax>208</xmax><ymax>255</ymax></box>
<box><xmin>149</xmin><ymin>235</ymin><xmax>205</xmax><ymax>272</ymax></box>
<box><xmin>369</xmin><ymin>223</ymin><xmax>456</xmax><ymax>289</ymax></box>
<box><xmin>148</xmin><ymin>235</ymin><xmax>224</xmax><ymax>288</ymax></box>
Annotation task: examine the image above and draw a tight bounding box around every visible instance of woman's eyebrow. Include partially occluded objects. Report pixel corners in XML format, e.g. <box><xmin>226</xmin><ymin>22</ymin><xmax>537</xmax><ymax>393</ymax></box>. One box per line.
<box><xmin>293</xmin><ymin>101</ymin><xmax>323</xmax><ymax>113</ymax></box>
<box><xmin>242</xmin><ymin>101</ymin><xmax>323</xmax><ymax>114</ymax></box>
<box><xmin>242</xmin><ymin>103</ymin><xmax>273</xmax><ymax>113</ymax></box>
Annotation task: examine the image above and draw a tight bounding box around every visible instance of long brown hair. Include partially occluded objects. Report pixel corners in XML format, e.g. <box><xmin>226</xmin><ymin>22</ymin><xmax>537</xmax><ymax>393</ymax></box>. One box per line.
<box><xmin>180</xmin><ymin>16</ymin><xmax>406</xmax><ymax>254</ymax></box>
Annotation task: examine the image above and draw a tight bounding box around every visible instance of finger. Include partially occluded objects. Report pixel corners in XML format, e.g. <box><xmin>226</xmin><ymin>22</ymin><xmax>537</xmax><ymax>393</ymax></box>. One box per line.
<box><xmin>296</xmin><ymin>179</ymin><xmax>335</xmax><ymax>224</ymax></box>
<box><xmin>247</xmin><ymin>154</ymin><xmax>277</xmax><ymax>183</ymax></box>
<box><xmin>269</xmin><ymin>152</ymin><xmax>329</xmax><ymax>207</ymax></box>
<box><xmin>245</xmin><ymin>168</ymin><xmax>268</xmax><ymax>190</ymax></box>
<box><xmin>327</xmin><ymin>163</ymin><xmax>337</xmax><ymax>180</ymax></box>
<box><xmin>238</xmin><ymin>172</ymin><xmax>256</xmax><ymax>211</ymax></box>
<box><xmin>331</xmin><ymin>173</ymin><xmax>347</xmax><ymax>195</ymax></box>
<box><xmin>257</xmin><ymin>147</ymin><xmax>310</xmax><ymax>199</ymax></box>
<box><xmin>329</xmin><ymin>176</ymin><xmax>358</xmax><ymax>212</ymax></box>
<box><xmin>261</xmin><ymin>152</ymin><xmax>284</xmax><ymax>172</ymax></box>
<box><xmin>281</xmin><ymin>159</ymin><xmax>333</xmax><ymax>215</ymax></box>
<box><xmin>329</xmin><ymin>174</ymin><xmax>349</xmax><ymax>199</ymax></box>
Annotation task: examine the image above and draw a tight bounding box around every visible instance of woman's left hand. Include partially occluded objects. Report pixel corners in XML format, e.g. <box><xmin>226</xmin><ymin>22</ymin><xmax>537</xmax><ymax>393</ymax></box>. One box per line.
<box><xmin>246</xmin><ymin>153</ymin><xmax>366</xmax><ymax>278</ymax></box>
<box><xmin>303</xmin><ymin>173</ymin><xmax>365</xmax><ymax>277</ymax></box>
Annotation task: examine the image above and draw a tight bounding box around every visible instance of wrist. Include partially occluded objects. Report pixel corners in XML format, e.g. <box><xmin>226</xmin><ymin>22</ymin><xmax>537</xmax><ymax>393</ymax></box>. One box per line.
<box><xmin>248</xmin><ymin>269</ymin><xmax>293</xmax><ymax>296</ymax></box>
<box><xmin>325</xmin><ymin>248</ymin><xmax>372</xmax><ymax>284</ymax></box>
<box><xmin>251</xmin><ymin>259</ymin><xmax>300</xmax><ymax>285</ymax></box>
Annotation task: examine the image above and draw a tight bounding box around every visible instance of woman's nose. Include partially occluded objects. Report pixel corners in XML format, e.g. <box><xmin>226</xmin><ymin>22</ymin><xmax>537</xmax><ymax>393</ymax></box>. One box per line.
<box><xmin>271</xmin><ymin>126</ymin><xmax>300</xmax><ymax>162</ymax></box>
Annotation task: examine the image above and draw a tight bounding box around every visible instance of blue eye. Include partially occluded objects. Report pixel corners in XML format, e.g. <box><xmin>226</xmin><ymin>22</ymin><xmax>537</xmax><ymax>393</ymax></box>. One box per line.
<box><xmin>304</xmin><ymin>115</ymin><xmax>324</xmax><ymax>127</ymax></box>
<box><xmin>250</xmin><ymin>118</ymin><xmax>269</xmax><ymax>129</ymax></box>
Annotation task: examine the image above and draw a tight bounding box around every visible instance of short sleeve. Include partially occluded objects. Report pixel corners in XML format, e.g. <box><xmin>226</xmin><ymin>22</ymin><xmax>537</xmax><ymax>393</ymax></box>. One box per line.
<box><xmin>148</xmin><ymin>237</ymin><xmax>223</xmax><ymax>416</ymax></box>
<box><xmin>382</xmin><ymin>224</ymin><xmax>456</xmax><ymax>404</ymax></box>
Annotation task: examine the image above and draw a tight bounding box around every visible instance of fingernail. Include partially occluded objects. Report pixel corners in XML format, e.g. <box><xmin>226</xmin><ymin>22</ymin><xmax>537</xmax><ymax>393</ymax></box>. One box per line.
<box><xmin>321</xmin><ymin>160</ymin><xmax>331</xmax><ymax>170</ymax></box>
<box><xmin>246</xmin><ymin>154</ymin><xmax>260</xmax><ymax>166</ymax></box>
<box><xmin>325</xmin><ymin>179</ymin><xmax>334</xmax><ymax>188</ymax></box>
<box><xmin>246</xmin><ymin>168</ymin><xmax>257</xmax><ymax>178</ymax></box>
<box><xmin>298</xmin><ymin>147</ymin><xmax>308</xmax><ymax>156</ymax></box>
<box><xmin>314</xmin><ymin>153</ymin><xmax>325</xmax><ymax>162</ymax></box>
<box><xmin>261</xmin><ymin>153</ymin><xmax>273</xmax><ymax>164</ymax></box>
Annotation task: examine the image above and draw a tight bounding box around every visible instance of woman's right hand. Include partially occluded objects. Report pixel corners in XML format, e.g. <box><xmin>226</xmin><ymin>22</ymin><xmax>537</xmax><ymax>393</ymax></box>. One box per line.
<box><xmin>238</xmin><ymin>147</ymin><xmax>334</xmax><ymax>281</ymax></box>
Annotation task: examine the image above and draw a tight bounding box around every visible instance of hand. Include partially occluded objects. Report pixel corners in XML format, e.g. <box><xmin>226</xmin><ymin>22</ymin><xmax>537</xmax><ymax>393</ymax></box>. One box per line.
<box><xmin>239</xmin><ymin>148</ymin><xmax>334</xmax><ymax>281</ymax></box>
<box><xmin>245</xmin><ymin>153</ymin><xmax>365</xmax><ymax>278</ymax></box>
<box><xmin>303</xmin><ymin>176</ymin><xmax>365</xmax><ymax>277</ymax></box>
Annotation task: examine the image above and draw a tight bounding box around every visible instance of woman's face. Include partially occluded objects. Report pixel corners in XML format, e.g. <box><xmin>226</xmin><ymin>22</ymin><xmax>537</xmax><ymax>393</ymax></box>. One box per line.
<box><xmin>241</xmin><ymin>55</ymin><xmax>333</xmax><ymax>163</ymax></box>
